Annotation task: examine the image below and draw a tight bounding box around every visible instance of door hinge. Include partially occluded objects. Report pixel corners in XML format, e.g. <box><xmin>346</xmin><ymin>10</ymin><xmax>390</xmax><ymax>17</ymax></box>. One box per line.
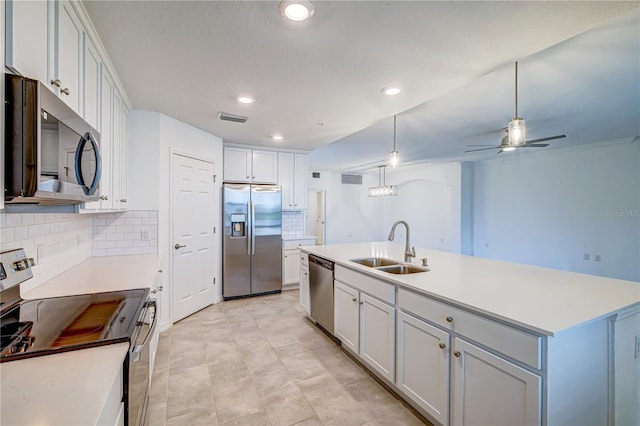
<box><xmin>213</xmin><ymin>174</ymin><xmax>217</xmax><ymax>182</ymax></box>
<box><xmin>213</xmin><ymin>226</ymin><xmax>216</xmax><ymax>234</ymax></box>
<box><xmin>213</xmin><ymin>277</ymin><xmax>216</xmax><ymax>285</ymax></box>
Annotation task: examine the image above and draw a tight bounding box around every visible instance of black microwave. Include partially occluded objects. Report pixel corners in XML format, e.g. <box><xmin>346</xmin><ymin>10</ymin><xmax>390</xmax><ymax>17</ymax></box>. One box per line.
<box><xmin>5</xmin><ymin>74</ymin><xmax>102</xmax><ymax>205</ymax></box>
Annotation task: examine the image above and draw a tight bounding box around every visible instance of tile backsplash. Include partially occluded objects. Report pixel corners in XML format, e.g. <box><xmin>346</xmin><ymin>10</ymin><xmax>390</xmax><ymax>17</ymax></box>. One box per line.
<box><xmin>282</xmin><ymin>210</ymin><xmax>306</xmax><ymax>238</ymax></box>
<box><xmin>93</xmin><ymin>210</ymin><xmax>158</xmax><ymax>257</ymax></box>
<box><xmin>0</xmin><ymin>210</ymin><xmax>159</xmax><ymax>289</ymax></box>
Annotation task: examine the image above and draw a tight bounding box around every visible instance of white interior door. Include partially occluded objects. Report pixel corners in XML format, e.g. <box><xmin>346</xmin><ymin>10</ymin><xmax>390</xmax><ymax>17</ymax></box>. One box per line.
<box><xmin>171</xmin><ymin>153</ymin><xmax>216</xmax><ymax>322</ymax></box>
<box><xmin>307</xmin><ymin>190</ymin><xmax>326</xmax><ymax>244</ymax></box>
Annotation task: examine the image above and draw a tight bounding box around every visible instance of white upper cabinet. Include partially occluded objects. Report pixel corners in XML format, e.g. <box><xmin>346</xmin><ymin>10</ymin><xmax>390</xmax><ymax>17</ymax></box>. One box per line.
<box><xmin>252</xmin><ymin>150</ymin><xmax>278</xmax><ymax>183</ymax></box>
<box><xmin>54</xmin><ymin>1</ymin><xmax>83</xmax><ymax>111</ymax></box>
<box><xmin>82</xmin><ymin>33</ymin><xmax>101</xmax><ymax>130</ymax></box>
<box><xmin>5</xmin><ymin>0</ymin><xmax>49</xmax><ymax>83</ymax></box>
<box><xmin>278</xmin><ymin>152</ymin><xmax>308</xmax><ymax>210</ymax></box>
<box><xmin>223</xmin><ymin>147</ymin><xmax>277</xmax><ymax>184</ymax></box>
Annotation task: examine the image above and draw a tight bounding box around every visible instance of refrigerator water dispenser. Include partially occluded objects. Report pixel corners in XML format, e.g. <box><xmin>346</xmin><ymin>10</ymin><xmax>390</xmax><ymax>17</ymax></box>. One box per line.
<box><xmin>230</xmin><ymin>213</ymin><xmax>246</xmax><ymax>237</ymax></box>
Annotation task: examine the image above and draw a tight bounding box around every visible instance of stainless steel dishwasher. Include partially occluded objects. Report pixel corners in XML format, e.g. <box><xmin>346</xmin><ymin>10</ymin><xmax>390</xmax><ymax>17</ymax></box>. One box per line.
<box><xmin>308</xmin><ymin>255</ymin><xmax>335</xmax><ymax>334</ymax></box>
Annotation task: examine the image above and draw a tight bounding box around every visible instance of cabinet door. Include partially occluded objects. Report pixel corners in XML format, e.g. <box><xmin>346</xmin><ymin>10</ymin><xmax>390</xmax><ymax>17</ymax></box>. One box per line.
<box><xmin>283</xmin><ymin>248</ymin><xmax>300</xmax><ymax>285</ymax></box>
<box><xmin>293</xmin><ymin>154</ymin><xmax>308</xmax><ymax>210</ymax></box>
<box><xmin>5</xmin><ymin>0</ymin><xmax>49</xmax><ymax>83</ymax></box>
<box><xmin>334</xmin><ymin>281</ymin><xmax>360</xmax><ymax>354</ymax></box>
<box><xmin>278</xmin><ymin>152</ymin><xmax>294</xmax><ymax>209</ymax></box>
<box><xmin>55</xmin><ymin>1</ymin><xmax>83</xmax><ymax>111</ymax></box>
<box><xmin>112</xmin><ymin>91</ymin><xmax>123</xmax><ymax>210</ymax></box>
<box><xmin>223</xmin><ymin>147</ymin><xmax>251</xmax><ymax>182</ymax></box>
<box><xmin>119</xmin><ymin>107</ymin><xmax>129</xmax><ymax>209</ymax></box>
<box><xmin>360</xmin><ymin>293</ymin><xmax>395</xmax><ymax>382</ymax></box>
<box><xmin>252</xmin><ymin>150</ymin><xmax>277</xmax><ymax>184</ymax></box>
<box><xmin>397</xmin><ymin>311</ymin><xmax>450</xmax><ymax>425</ymax></box>
<box><xmin>451</xmin><ymin>338</ymin><xmax>541</xmax><ymax>426</ymax></box>
<box><xmin>83</xmin><ymin>33</ymin><xmax>101</xmax><ymax>130</ymax></box>
<box><xmin>299</xmin><ymin>264</ymin><xmax>310</xmax><ymax>314</ymax></box>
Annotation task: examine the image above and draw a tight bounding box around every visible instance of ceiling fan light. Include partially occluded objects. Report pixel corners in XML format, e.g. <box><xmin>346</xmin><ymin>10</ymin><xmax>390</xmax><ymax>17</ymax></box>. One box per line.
<box><xmin>503</xmin><ymin>146</ymin><xmax>516</xmax><ymax>152</ymax></box>
<box><xmin>508</xmin><ymin>118</ymin><xmax>526</xmax><ymax>146</ymax></box>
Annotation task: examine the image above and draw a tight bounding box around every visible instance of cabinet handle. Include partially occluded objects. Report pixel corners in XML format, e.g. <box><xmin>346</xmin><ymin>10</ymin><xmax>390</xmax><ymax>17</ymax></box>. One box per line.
<box><xmin>359</xmin><ymin>301</ymin><xmax>363</xmax><ymax>305</ymax></box>
<box><xmin>174</xmin><ymin>244</ymin><xmax>186</xmax><ymax>250</ymax></box>
<box><xmin>158</xmin><ymin>269</ymin><xmax>163</xmax><ymax>273</ymax></box>
<box><xmin>51</xmin><ymin>79</ymin><xmax>62</xmax><ymax>87</ymax></box>
<box><xmin>246</xmin><ymin>176</ymin><xmax>250</xmax><ymax>179</ymax></box>
<box><xmin>61</xmin><ymin>88</ymin><xmax>70</xmax><ymax>96</ymax></box>
<box><xmin>454</xmin><ymin>351</ymin><xmax>461</xmax><ymax>358</ymax></box>
<box><xmin>446</xmin><ymin>316</ymin><xmax>454</xmax><ymax>323</ymax></box>
<box><xmin>100</xmin><ymin>195</ymin><xmax>109</xmax><ymax>200</ymax></box>
<box><xmin>438</xmin><ymin>343</ymin><xmax>446</xmax><ymax>349</ymax></box>
<box><xmin>352</xmin><ymin>298</ymin><xmax>357</xmax><ymax>302</ymax></box>
<box><xmin>120</xmin><ymin>199</ymin><xmax>127</xmax><ymax>203</ymax></box>
<box><xmin>304</xmin><ymin>272</ymin><xmax>307</xmax><ymax>276</ymax></box>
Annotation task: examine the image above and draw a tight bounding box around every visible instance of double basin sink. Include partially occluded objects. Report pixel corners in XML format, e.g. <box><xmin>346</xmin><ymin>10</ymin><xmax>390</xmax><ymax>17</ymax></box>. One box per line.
<box><xmin>350</xmin><ymin>257</ymin><xmax>429</xmax><ymax>274</ymax></box>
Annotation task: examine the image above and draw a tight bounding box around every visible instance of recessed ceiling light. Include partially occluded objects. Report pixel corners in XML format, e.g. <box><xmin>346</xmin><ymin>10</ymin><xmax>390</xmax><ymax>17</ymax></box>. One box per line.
<box><xmin>279</xmin><ymin>1</ymin><xmax>315</xmax><ymax>22</ymax></box>
<box><xmin>382</xmin><ymin>87</ymin><xmax>401</xmax><ymax>96</ymax></box>
<box><xmin>237</xmin><ymin>96</ymin><xmax>255</xmax><ymax>104</ymax></box>
<box><xmin>272</xmin><ymin>135</ymin><xmax>284</xmax><ymax>141</ymax></box>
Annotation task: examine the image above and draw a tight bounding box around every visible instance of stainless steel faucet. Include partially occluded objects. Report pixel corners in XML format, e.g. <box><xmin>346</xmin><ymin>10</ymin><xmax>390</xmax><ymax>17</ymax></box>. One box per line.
<box><xmin>387</xmin><ymin>220</ymin><xmax>416</xmax><ymax>262</ymax></box>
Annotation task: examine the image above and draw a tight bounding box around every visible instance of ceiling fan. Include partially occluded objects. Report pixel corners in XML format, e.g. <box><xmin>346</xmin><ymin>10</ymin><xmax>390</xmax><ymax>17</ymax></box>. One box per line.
<box><xmin>465</xmin><ymin>61</ymin><xmax>566</xmax><ymax>154</ymax></box>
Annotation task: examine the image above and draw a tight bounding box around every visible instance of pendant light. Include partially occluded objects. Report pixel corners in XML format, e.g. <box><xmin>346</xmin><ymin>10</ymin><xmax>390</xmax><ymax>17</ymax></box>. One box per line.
<box><xmin>389</xmin><ymin>115</ymin><xmax>399</xmax><ymax>167</ymax></box>
<box><xmin>368</xmin><ymin>166</ymin><xmax>397</xmax><ymax>197</ymax></box>
<box><xmin>507</xmin><ymin>61</ymin><xmax>526</xmax><ymax>146</ymax></box>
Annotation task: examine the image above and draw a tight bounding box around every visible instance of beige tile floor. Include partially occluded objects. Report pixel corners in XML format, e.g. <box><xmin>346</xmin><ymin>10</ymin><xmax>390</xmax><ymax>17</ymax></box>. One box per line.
<box><xmin>147</xmin><ymin>290</ymin><xmax>430</xmax><ymax>426</ymax></box>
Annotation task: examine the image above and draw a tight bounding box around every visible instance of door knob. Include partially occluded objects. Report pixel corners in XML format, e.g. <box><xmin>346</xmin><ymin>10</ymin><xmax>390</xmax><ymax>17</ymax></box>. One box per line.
<box><xmin>174</xmin><ymin>244</ymin><xmax>186</xmax><ymax>250</ymax></box>
<box><xmin>438</xmin><ymin>343</ymin><xmax>446</xmax><ymax>349</ymax></box>
<box><xmin>61</xmin><ymin>88</ymin><xmax>70</xmax><ymax>95</ymax></box>
<box><xmin>454</xmin><ymin>351</ymin><xmax>461</xmax><ymax>358</ymax></box>
<box><xmin>51</xmin><ymin>79</ymin><xmax>62</xmax><ymax>87</ymax></box>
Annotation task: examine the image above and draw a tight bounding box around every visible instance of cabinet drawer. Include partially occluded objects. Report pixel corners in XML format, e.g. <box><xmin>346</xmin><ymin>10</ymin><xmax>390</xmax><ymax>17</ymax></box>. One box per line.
<box><xmin>397</xmin><ymin>288</ymin><xmax>541</xmax><ymax>369</ymax></box>
<box><xmin>335</xmin><ymin>265</ymin><xmax>394</xmax><ymax>305</ymax></box>
<box><xmin>283</xmin><ymin>238</ymin><xmax>316</xmax><ymax>250</ymax></box>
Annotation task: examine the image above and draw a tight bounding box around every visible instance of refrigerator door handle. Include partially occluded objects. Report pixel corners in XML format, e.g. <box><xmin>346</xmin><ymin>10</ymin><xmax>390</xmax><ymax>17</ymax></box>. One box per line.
<box><xmin>247</xmin><ymin>201</ymin><xmax>252</xmax><ymax>255</ymax></box>
<box><xmin>251</xmin><ymin>200</ymin><xmax>256</xmax><ymax>255</ymax></box>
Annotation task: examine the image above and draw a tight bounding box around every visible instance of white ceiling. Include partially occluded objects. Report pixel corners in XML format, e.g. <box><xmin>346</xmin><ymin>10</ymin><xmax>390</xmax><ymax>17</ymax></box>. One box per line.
<box><xmin>83</xmin><ymin>1</ymin><xmax>639</xmax><ymax>170</ymax></box>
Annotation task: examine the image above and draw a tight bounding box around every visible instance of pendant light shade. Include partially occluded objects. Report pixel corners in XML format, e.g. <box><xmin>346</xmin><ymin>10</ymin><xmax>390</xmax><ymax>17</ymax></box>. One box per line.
<box><xmin>389</xmin><ymin>115</ymin><xmax>399</xmax><ymax>167</ymax></box>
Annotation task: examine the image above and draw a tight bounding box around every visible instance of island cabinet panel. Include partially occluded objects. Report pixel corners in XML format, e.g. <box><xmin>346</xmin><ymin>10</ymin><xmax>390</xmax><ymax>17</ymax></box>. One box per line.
<box><xmin>334</xmin><ymin>281</ymin><xmax>360</xmax><ymax>353</ymax></box>
<box><xmin>397</xmin><ymin>288</ymin><xmax>541</xmax><ymax>369</ymax></box>
<box><xmin>396</xmin><ymin>311</ymin><xmax>450</xmax><ymax>426</ymax></box>
<box><xmin>334</xmin><ymin>265</ymin><xmax>394</xmax><ymax>304</ymax></box>
<box><xmin>359</xmin><ymin>293</ymin><xmax>395</xmax><ymax>382</ymax></box>
<box><xmin>451</xmin><ymin>338</ymin><xmax>542</xmax><ymax>426</ymax></box>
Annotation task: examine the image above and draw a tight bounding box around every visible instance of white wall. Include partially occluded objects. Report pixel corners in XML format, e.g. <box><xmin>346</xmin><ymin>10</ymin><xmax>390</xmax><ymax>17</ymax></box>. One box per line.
<box><xmin>308</xmin><ymin>172</ymin><xmax>383</xmax><ymax>244</ymax></box>
<box><xmin>128</xmin><ymin>110</ymin><xmax>224</xmax><ymax>330</ymax></box>
<box><xmin>471</xmin><ymin>140</ymin><xmax>640</xmax><ymax>282</ymax></box>
<box><xmin>384</xmin><ymin>162</ymin><xmax>462</xmax><ymax>254</ymax></box>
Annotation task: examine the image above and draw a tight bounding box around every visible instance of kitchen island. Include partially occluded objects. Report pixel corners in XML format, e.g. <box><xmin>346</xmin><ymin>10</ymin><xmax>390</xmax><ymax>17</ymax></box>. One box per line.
<box><xmin>300</xmin><ymin>242</ymin><xmax>639</xmax><ymax>426</ymax></box>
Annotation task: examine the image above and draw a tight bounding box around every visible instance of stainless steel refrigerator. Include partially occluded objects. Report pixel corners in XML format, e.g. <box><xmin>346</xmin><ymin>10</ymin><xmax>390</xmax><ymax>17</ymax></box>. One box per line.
<box><xmin>223</xmin><ymin>183</ymin><xmax>282</xmax><ymax>299</ymax></box>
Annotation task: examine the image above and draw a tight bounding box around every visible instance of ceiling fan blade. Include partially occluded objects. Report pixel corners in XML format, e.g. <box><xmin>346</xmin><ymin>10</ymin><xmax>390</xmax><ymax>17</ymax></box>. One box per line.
<box><xmin>465</xmin><ymin>146</ymin><xmax>500</xmax><ymax>153</ymax></box>
<box><xmin>467</xmin><ymin>144</ymin><xmax>498</xmax><ymax>147</ymax></box>
<box><xmin>522</xmin><ymin>143</ymin><xmax>549</xmax><ymax>148</ymax></box>
<box><xmin>526</xmin><ymin>134</ymin><xmax>566</xmax><ymax>144</ymax></box>
<box><xmin>497</xmin><ymin>149</ymin><xmax>504</xmax><ymax>154</ymax></box>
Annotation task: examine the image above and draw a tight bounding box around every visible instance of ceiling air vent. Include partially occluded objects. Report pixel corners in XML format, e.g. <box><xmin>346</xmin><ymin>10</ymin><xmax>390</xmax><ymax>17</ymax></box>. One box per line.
<box><xmin>341</xmin><ymin>174</ymin><xmax>363</xmax><ymax>185</ymax></box>
<box><xmin>218</xmin><ymin>112</ymin><xmax>248</xmax><ymax>123</ymax></box>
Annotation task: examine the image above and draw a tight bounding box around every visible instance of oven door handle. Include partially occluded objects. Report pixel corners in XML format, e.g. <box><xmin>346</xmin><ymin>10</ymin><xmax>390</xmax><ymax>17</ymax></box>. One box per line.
<box><xmin>131</xmin><ymin>300</ymin><xmax>157</xmax><ymax>362</ymax></box>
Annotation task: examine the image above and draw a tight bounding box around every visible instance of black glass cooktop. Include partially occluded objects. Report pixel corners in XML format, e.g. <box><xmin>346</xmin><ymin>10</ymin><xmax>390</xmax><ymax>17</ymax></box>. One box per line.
<box><xmin>0</xmin><ymin>288</ymin><xmax>148</xmax><ymax>362</ymax></box>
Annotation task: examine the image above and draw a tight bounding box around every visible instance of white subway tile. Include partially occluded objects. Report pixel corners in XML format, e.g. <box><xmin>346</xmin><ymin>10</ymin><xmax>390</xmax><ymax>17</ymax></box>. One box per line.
<box><xmin>22</xmin><ymin>214</ymin><xmax>35</xmax><ymax>225</ymax></box>
<box><xmin>134</xmin><ymin>240</ymin><xmax>150</xmax><ymax>248</ymax></box>
<box><xmin>125</xmin><ymin>232</ymin><xmax>140</xmax><ymax>241</ymax></box>
<box><xmin>93</xmin><ymin>233</ymin><xmax>106</xmax><ymax>241</ymax></box>
<box><xmin>142</xmin><ymin>218</ymin><xmax>158</xmax><ymax>225</ymax></box>
<box><xmin>149</xmin><ymin>211</ymin><xmax>158</xmax><ymax>218</ymax></box>
<box><xmin>125</xmin><ymin>247</ymin><xmax>143</xmax><ymax>255</ymax></box>
<box><xmin>29</xmin><ymin>225</ymin><xmax>42</xmax><ymax>238</ymax></box>
<box><xmin>116</xmin><ymin>240</ymin><xmax>134</xmax><ymax>248</ymax></box>
<box><xmin>92</xmin><ymin>248</ymin><xmax>107</xmax><ymax>256</ymax></box>
<box><xmin>106</xmin><ymin>247</ymin><xmax>126</xmax><ymax>256</ymax></box>
<box><xmin>95</xmin><ymin>240</ymin><xmax>116</xmax><ymax>249</ymax></box>
<box><xmin>6</xmin><ymin>214</ymin><xmax>22</xmax><ymax>226</ymax></box>
<box><xmin>116</xmin><ymin>225</ymin><xmax>134</xmax><ymax>233</ymax></box>
<box><xmin>132</xmin><ymin>211</ymin><xmax>150</xmax><ymax>218</ymax></box>
<box><xmin>106</xmin><ymin>233</ymin><xmax>125</xmax><ymax>241</ymax></box>
<box><xmin>14</xmin><ymin>226</ymin><xmax>29</xmax><ymax>240</ymax></box>
<box><xmin>93</xmin><ymin>218</ymin><xmax>106</xmax><ymax>226</ymax></box>
<box><xmin>125</xmin><ymin>218</ymin><xmax>142</xmax><ymax>226</ymax></box>
<box><xmin>1</xmin><ymin>227</ymin><xmax>15</xmax><ymax>243</ymax></box>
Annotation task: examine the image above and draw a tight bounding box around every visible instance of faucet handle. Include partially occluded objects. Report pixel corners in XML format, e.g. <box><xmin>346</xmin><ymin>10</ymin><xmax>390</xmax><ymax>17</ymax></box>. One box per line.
<box><xmin>421</xmin><ymin>257</ymin><xmax>428</xmax><ymax>267</ymax></box>
<box><xmin>410</xmin><ymin>246</ymin><xmax>416</xmax><ymax>258</ymax></box>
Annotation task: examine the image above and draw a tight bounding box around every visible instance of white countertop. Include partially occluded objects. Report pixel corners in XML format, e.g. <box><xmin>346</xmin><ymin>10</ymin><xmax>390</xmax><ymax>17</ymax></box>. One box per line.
<box><xmin>282</xmin><ymin>235</ymin><xmax>317</xmax><ymax>241</ymax></box>
<box><xmin>1</xmin><ymin>344</ymin><xmax>129</xmax><ymax>426</ymax></box>
<box><xmin>2</xmin><ymin>254</ymin><xmax>161</xmax><ymax>425</ymax></box>
<box><xmin>23</xmin><ymin>254</ymin><xmax>161</xmax><ymax>299</ymax></box>
<box><xmin>301</xmin><ymin>242</ymin><xmax>640</xmax><ymax>336</ymax></box>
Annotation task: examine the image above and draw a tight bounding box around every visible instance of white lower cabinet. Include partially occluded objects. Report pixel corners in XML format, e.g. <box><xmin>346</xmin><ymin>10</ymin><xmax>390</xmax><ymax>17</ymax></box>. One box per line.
<box><xmin>451</xmin><ymin>337</ymin><xmax>541</xmax><ymax>426</ymax></box>
<box><xmin>299</xmin><ymin>257</ymin><xmax>310</xmax><ymax>314</ymax></box>
<box><xmin>333</xmin><ymin>273</ymin><xmax>395</xmax><ymax>383</ymax></box>
<box><xmin>334</xmin><ymin>281</ymin><xmax>360</xmax><ymax>353</ymax></box>
<box><xmin>359</xmin><ymin>293</ymin><xmax>395</xmax><ymax>382</ymax></box>
<box><xmin>396</xmin><ymin>311</ymin><xmax>450</xmax><ymax>425</ymax></box>
<box><xmin>283</xmin><ymin>238</ymin><xmax>316</xmax><ymax>289</ymax></box>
